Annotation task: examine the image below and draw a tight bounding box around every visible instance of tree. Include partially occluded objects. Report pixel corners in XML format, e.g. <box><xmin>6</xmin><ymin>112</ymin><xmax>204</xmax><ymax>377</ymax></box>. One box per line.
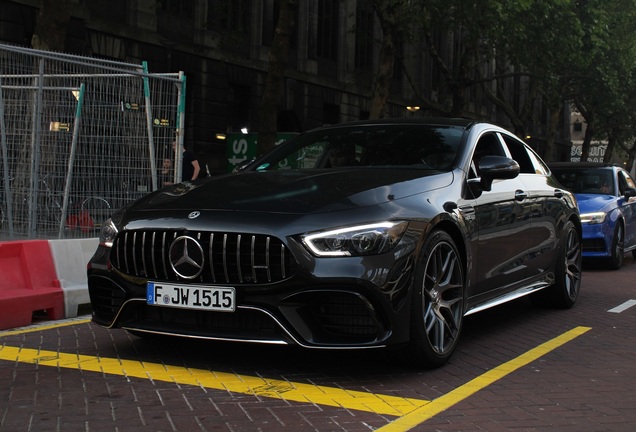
<box><xmin>372</xmin><ymin>0</ymin><xmax>507</xmax><ymax>119</ymax></box>
<box><xmin>573</xmin><ymin>0</ymin><xmax>636</xmax><ymax>167</ymax></box>
<box><xmin>31</xmin><ymin>0</ymin><xmax>71</xmax><ymax>51</ymax></box>
<box><xmin>369</xmin><ymin>0</ymin><xmax>399</xmax><ymax>119</ymax></box>
<box><xmin>421</xmin><ymin>0</ymin><xmax>511</xmax><ymax>117</ymax></box>
<box><xmin>366</xmin><ymin>0</ymin><xmax>427</xmax><ymax>118</ymax></box>
<box><xmin>482</xmin><ymin>0</ymin><xmax>585</xmax><ymax>160</ymax></box>
<box><xmin>257</xmin><ymin>0</ymin><xmax>297</xmax><ymax>157</ymax></box>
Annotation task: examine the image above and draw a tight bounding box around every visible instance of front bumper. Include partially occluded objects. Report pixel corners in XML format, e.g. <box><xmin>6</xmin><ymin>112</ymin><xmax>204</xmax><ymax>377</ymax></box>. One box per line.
<box><xmin>87</xmin><ymin>228</ymin><xmax>420</xmax><ymax>349</ymax></box>
<box><xmin>581</xmin><ymin>223</ymin><xmax>612</xmax><ymax>257</ymax></box>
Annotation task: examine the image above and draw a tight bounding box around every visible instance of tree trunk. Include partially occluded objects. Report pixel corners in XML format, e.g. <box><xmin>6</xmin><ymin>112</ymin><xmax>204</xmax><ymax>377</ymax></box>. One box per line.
<box><xmin>604</xmin><ymin>130</ymin><xmax>615</xmax><ymax>163</ymax></box>
<box><xmin>580</xmin><ymin>118</ymin><xmax>594</xmax><ymax>163</ymax></box>
<box><xmin>369</xmin><ymin>30</ymin><xmax>394</xmax><ymax>119</ymax></box>
<box><xmin>369</xmin><ymin>0</ymin><xmax>397</xmax><ymax>120</ymax></box>
<box><xmin>542</xmin><ymin>106</ymin><xmax>562</xmax><ymax>162</ymax></box>
<box><xmin>626</xmin><ymin>139</ymin><xmax>636</xmax><ymax>173</ymax></box>
<box><xmin>257</xmin><ymin>0</ymin><xmax>296</xmax><ymax>157</ymax></box>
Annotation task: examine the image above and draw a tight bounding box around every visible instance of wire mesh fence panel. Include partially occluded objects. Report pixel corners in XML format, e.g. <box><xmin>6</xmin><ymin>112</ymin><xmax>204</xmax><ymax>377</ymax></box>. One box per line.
<box><xmin>0</xmin><ymin>44</ymin><xmax>185</xmax><ymax>240</ymax></box>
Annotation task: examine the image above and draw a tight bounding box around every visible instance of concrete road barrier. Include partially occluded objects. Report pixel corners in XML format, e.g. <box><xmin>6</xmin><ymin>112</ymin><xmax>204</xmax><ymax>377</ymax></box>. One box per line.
<box><xmin>0</xmin><ymin>238</ymin><xmax>98</xmax><ymax>330</ymax></box>
<box><xmin>48</xmin><ymin>238</ymin><xmax>98</xmax><ymax>318</ymax></box>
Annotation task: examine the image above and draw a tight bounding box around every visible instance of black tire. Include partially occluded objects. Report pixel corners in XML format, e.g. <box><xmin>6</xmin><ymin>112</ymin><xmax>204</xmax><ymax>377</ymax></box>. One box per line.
<box><xmin>534</xmin><ymin>220</ymin><xmax>582</xmax><ymax>309</ymax></box>
<box><xmin>401</xmin><ymin>230</ymin><xmax>465</xmax><ymax>368</ymax></box>
<box><xmin>607</xmin><ymin>223</ymin><xmax>624</xmax><ymax>270</ymax></box>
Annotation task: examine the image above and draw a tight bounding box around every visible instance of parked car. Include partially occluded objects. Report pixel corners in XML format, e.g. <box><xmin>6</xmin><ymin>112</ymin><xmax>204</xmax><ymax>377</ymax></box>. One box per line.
<box><xmin>88</xmin><ymin>118</ymin><xmax>582</xmax><ymax>368</ymax></box>
<box><xmin>549</xmin><ymin>162</ymin><xmax>636</xmax><ymax>269</ymax></box>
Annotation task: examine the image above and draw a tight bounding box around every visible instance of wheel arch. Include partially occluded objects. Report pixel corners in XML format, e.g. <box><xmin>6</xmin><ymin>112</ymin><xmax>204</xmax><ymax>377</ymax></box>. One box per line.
<box><xmin>430</xmin><ymin>219</ymin><xmax>468</xmax><ymax>271</ymax></box>
<box><xmin>570</xmin><ymin>214</ymin><xmax>583</xmax><ymax>240</ymax></box>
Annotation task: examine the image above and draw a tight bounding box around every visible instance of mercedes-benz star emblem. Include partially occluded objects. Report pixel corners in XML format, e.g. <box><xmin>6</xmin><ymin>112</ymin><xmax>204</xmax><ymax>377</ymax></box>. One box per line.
<box><xmin>188</xmin><ymin>211</ymin><xmax>201</xmax><ymax>219</ymax></box>
<box><xmin>169</xmin><ymin>236</ymin><xmax>204</xmax><ymax>279</ymax></box>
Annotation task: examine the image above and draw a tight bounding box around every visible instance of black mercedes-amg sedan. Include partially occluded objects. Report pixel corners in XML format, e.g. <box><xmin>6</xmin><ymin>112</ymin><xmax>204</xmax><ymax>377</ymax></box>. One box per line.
<box><xmin>88</xmin><ymin>118</ymin><xmax>582</xmax><ymax>368</ymax></box>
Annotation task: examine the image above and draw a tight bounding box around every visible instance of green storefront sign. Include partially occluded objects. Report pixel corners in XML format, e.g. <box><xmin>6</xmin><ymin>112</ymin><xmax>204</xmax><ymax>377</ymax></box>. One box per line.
<box><xmin>226</xmin><ymin>133</ymin><xmax>298</xmax><ymax>172</ymax></box>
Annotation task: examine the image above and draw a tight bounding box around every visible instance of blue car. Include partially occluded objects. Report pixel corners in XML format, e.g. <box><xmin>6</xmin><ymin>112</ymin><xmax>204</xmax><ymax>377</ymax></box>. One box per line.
<box><xmin>550</xmin><ymin>162</ymin><xmax>636</xmax><ymax>269</ymax></box>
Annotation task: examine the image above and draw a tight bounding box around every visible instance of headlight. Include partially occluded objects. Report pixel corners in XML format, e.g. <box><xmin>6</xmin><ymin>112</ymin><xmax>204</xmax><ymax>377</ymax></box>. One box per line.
<box><xmin>99</xmin><ymin>206</ymin><xmax>126</xmax><ymax>247</ymax></box>
<box><xmin>302</xmin><ymin>221</ymin><xmax>409</xmax><ymax>257</ymax></box>
<box><xmin>580</xmin><ymin>212</ymin><xmax>606</xmax><ymax>224</ymax></box>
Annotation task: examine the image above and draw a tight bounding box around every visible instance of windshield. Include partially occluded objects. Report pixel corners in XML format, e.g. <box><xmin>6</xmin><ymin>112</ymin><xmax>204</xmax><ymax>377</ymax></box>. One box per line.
<box><xmin>253</xmin><ymin>124</ymin><xmax>465</xmax><ymax>171</ymax></box>
<box><xmin>551</xmin><ymin>167</ymin><xmax>614</xmax><ymax>195</ymax></box>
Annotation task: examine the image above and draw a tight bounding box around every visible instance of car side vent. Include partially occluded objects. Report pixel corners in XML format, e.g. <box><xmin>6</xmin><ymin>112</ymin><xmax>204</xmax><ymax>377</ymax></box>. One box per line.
<box><xmin>111</xmin><ymin>230</ymin><xmax>294</xmax><ymax>285</ymax></box>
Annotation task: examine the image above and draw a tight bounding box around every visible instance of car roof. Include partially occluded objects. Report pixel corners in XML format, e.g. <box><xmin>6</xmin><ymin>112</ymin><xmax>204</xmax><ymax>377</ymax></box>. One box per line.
<box><xmin>308</xmin><ymin>117</ymin><xmax>478</xmax><ymax>131</ymax></box>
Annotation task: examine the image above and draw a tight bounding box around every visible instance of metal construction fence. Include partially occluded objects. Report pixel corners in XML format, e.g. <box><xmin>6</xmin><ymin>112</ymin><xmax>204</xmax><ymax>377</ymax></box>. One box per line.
<box><xmin>0</xmin><ymin>43</ymin><xmax>186</xmax><ymax>241</ymax></box>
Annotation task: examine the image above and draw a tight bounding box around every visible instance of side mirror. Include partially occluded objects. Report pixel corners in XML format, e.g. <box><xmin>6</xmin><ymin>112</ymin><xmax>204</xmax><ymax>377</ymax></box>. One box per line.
<box><xmin>472</xmin><ymin>155</ymin><xmax>520</xmax><ymax>192</ymax></box>
<box><xmin>624</xmin><ymin>187</ymin><xmax>636</xmax><ymax>200</ymax></box>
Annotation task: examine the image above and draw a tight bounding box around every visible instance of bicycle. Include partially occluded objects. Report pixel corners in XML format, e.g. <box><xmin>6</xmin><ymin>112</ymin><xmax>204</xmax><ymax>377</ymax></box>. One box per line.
<box><xmin>37</xmin><ymin>174</ymin><xmax>112</xmax><ymax>236</ymax></box>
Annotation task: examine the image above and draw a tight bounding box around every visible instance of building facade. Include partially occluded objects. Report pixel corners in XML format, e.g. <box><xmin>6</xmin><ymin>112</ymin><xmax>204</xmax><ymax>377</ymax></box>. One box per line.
<box><xmin>0</xmin><ymin>0</ymin><xmax>571</xmax><ymax>174</ymax></box>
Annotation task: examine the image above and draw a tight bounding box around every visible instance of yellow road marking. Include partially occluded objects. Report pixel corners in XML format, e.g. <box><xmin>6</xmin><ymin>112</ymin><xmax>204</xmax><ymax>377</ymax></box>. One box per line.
<box><xmin>0</xmin><ymin>344</ymin><xmax>428</xmax><ymax>416</ymax></box>
<box><xmin>0</xmin><ymin>321</ymin><xmax>592</xmax><ymax>428</ymax></box>
<box><xmin>376</xmin><ymin>326</ymin><xmax>592</xmax><ymax>431</ymax></box>
<box><xmin>0</xmin><ymin>318</ymin><xmax>91</xmax><ymax>337</ymax></box>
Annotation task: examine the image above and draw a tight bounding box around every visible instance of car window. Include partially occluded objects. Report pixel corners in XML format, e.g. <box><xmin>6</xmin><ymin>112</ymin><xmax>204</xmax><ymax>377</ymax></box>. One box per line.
<box><xmin>550</xmin><ymin>167</ymin><xmax>613</xmax><ymax>194</ymax></box>
<box><xmin>616</xmin><ymin>170</ymin><xmax>636</xmax><ymax>196</ymax></box>
<box><xmin>619</xmin><ymin>170</ymin><xmax>636</xmax><ymax>194</ymax></box>
<box><xmin>470</xmin><ymin>132</ymin><xmax>505</xmax><ymax>177</ymax></box>
<box><xmin>254</xmin><ymin>125</ymin><xmax>465</xmax><ymax>171</ymax></box>
<box><xmin>500</xmin><ymin>134</ymin><xmax>548</xmax><ymax>175</ymax></box>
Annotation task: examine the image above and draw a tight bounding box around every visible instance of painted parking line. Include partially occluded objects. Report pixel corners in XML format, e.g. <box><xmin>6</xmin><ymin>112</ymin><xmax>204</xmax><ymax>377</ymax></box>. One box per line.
<box><xmin>0</xmin><ymin>339</ymin><xmax>428</xmax><ymax>417</ymax></box>
<box><xmin>376</xmin><ymin>326</ymin><xmax>592</xmax><ymax>431</ymax></box>
<box><xmin>0</xmin><ymin>322</ymin><xmax>591</xmax><ymax>429</ymax></box>
<box><xmin>608</xmin><ymin>299</ymin><xmax>636</xmax><ymax>313</ymax></box>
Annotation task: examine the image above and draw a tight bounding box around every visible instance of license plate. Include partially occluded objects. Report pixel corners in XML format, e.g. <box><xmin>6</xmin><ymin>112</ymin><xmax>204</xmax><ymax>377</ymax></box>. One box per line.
<box><xmin>146</xmin><ymin>282</ymin><xmax>235</xmax><ymax>312</ymax></box>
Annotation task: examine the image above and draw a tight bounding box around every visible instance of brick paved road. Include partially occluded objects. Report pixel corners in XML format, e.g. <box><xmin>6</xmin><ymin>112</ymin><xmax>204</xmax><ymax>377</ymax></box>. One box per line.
<box><xmin>1</xmin><ymin>257</ymin><xmax>635</xmax><ymax>431</ymax></box>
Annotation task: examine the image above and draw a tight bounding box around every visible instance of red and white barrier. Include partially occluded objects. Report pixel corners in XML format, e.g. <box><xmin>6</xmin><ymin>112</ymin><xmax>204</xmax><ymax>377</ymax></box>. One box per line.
<box><xmin>0</xmin><ymin>238</ymin><xmax>98</xmax><ymax>330</ymax></box>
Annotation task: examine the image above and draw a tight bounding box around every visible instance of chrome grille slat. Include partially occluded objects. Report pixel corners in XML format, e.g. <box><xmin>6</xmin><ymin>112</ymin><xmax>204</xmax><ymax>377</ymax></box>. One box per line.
<box><xmin>280</xmin><ymin>243</ymin><xmax>286</xmax><ymax>279</ymax></box>
<box><xmin>265</xmin><ymin>237</ymin><xmax>271</xmax><ymax>282</ymax></box>
<box><xmin>208</xmin><ymin>233</ymin><xmax>216</xmax><ymax>283</ymax></box>
<box><xmin>161</xmin><ymin>232</ymin><xmax>168</xmax><ymax>279</ymax></box>
<box><xmin>222</xmin><ymin>233</ymin><xmax>229</xmax><ymax>283</ymax></box>
<box><xmin>251</xmin><ymin>235</ymin><xmax>257</xmax><ymax>283</ymax></box>
<box><xmin>237</xmin><ymin>234</ymin><xmax>243</xmax><ymax>283</ymax></box>
<box><xmin>140</xmin><ymin>232</ymin><xmax>147</xmax><ymax>277</ymax></box>
<box><xmin>123</xmin><ymin>232</ymin><xmax>130</xmax><ymax>274</ymax></box>
<box><xmin>112</xmin><ymin>229</ymin><xmax>293</xmax><ymax>285</ymax></box>
<box><xmin>151</xmin><ymin>232</ymin><xmax>158</xmax><ymax>277</ymax></box>
<box><xmin>132</xmin><ymin>232</ymin><xmax>138</xmax><ymax>275</ymax></box>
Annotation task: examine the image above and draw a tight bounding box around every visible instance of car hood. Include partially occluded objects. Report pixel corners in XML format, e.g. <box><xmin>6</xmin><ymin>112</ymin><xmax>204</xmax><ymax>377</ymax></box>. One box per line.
<box><xmin>130</xmin><ymin>168</ymin><xmax>452</xmax><ymax>215</ymax></box>
<box><xmin>575</xmin><ymin>193</ymin><xmax>616</xmax><ymax>214</ymax></box>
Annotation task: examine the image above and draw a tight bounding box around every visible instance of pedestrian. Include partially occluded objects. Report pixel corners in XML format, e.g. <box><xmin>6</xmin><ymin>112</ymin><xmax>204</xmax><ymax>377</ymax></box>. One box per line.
<box><xmin>158</xmin><ymin>158</ymin><xmax>173</xmax><ymax>187</ymax></box>
<box><xmin>173</xmin><ymin>141</ymin><xmax>200</xmax><ymax>182</ymax></box>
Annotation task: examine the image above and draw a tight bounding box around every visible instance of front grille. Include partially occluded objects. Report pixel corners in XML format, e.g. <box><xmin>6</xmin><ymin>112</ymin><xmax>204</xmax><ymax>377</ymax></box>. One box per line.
<box><xmin>88</xmin><ymin>275</ymin><xmax>127</xmax><ymax>324</ymax></box>
<box><xmin>111</xmin><ymin>229</ymin><xmax>294</xmax><ymax>284</ymax></box>
<box><xmin>311</xmin><ymin>292</ymin><xmax>381</xmax><ymax>338</ymax></box>
<box><xmin>582</xmin><ymin>238</ymin><xmax>606</xmax><ymax>253</ymax></box>
<box><xmin>119</xmin><ymin>302</ymin><xmax>285</xmax><ymax>342</ymax></box>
